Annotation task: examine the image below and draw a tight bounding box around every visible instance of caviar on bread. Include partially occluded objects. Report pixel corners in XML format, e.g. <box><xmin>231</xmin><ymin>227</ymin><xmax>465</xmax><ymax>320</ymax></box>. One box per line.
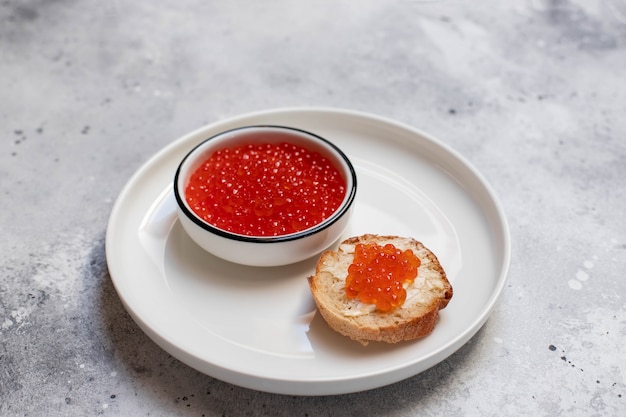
<box><xmin>307</xmin><ymin>234</ymin><xmax>453</xmax><ymax>346</ymax></box>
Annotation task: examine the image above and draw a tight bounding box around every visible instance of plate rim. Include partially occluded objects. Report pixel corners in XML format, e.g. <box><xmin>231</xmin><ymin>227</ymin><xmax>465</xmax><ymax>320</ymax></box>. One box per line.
<box><xmin>105</xmin><ymin>106</ymin><xmax>511</xmax><ymax>395</ymax></box>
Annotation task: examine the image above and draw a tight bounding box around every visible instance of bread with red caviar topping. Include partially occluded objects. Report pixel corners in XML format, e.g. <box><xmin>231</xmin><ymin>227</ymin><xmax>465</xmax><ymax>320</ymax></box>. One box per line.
<box><xmin>307</xmin><ymin>234</ymin><xmax>453</xmax><ymax>346</ymax></box>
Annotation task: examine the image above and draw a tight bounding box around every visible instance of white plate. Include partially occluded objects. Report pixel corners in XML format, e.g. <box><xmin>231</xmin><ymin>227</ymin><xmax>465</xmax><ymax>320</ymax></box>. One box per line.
<box><xmin>106</xmin><ymin>107</ymin><xmax>510</xmax><ymax>396</ymax></box>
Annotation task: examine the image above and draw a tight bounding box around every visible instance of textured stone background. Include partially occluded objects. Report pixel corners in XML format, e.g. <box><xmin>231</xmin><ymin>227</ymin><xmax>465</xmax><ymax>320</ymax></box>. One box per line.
<box><xmin>1</xmin><ymin>0</ymin><xmax>625</xmax><ymax>415</ymax></box>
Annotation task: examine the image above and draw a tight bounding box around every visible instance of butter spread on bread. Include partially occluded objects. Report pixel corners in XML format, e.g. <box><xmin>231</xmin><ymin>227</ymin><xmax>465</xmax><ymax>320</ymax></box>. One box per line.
<box><xmin>307</xmin><ymin>234</ymin><xmax>453</xmax><ymax>345</ymax></box>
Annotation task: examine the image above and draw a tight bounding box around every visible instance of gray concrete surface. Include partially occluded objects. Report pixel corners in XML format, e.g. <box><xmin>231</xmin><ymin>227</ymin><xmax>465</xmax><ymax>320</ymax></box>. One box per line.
<box><xmin>1</xmin><ymin>0</ymin><xmax>625</xmax><ymax>415</ymax></box>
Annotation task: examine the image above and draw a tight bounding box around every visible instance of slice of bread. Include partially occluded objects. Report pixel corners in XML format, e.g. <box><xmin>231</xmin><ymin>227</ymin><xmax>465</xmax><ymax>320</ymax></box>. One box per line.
<box><xmin>307</xmin><ymin>234</ymin><xmax>453</xmax><ymax>345</ymax></box>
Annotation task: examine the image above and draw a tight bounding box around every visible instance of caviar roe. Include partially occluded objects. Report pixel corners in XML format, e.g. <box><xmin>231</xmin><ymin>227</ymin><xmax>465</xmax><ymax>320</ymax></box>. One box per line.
<box><xmin>185</xmin><ymin>142</ymin><xmax>346</xmax><ymax>236</ymax></box>
<box><xmin>345</xmin><ymin>243</ymin><xmax>421</xmax><ymax>312</ymax></box>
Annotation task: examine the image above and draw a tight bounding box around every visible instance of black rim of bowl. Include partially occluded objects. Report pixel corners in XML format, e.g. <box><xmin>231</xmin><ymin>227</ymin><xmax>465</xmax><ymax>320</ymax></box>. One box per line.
<box><xmin>173</xmin><ymin>125</ymin><xmax>358</xmax><ymax>243</ymax></box>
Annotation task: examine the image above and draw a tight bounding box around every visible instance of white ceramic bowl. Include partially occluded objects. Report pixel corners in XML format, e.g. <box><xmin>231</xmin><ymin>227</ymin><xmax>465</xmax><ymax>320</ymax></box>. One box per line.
<box><xmin>173</xmin><ymin>125</ymin><xmax>357</xmax><ymax>267</ymax></box>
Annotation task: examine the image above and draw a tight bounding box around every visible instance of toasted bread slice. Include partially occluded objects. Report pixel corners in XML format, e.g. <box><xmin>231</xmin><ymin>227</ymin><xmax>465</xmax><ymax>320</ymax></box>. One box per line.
<box><xmin>307</xmin><ymin>234</ymin><xmax>453</xmax><ymax>345</ymax></box>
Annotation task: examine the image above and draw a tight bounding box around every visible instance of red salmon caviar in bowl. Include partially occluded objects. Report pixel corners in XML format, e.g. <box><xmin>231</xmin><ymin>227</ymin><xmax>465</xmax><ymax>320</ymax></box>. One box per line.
<box><xmin>173</xmin><ymin>125</ymin><xmax>357</xmax><ymax>267</ymax></box>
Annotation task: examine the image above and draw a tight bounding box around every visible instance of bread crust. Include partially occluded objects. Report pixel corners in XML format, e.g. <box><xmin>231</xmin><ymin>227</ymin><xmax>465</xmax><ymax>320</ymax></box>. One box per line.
<box><xmin>307</xmin><ymin>234</ymin><xmax>453</xmax><ymax>345</ymax></box>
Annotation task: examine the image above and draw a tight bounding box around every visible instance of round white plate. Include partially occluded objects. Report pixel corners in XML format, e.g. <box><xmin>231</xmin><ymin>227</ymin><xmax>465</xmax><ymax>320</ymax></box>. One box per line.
<box><xmin>106</xmin><ymin>107</ymin><xmax>510</xmax><ymax>396</ymax></box>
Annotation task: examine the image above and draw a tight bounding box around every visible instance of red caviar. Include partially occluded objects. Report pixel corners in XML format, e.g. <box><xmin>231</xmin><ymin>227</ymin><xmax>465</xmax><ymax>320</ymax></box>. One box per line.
<box><xmin>185</xmin><ymin>142</ymin><xmax>346</xmax><ymax>236</ymax></box>
<box><xmin>345</xmin><ymin>243</ymin><xmax>420</xmax><ymax>312</ymax></box>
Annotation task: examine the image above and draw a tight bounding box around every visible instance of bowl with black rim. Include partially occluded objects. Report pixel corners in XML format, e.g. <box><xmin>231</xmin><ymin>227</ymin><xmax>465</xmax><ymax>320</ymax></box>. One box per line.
<box><xmin>173</xmin><ymin>125</ymin><xmax>357</xmax><ymax>267</ymax></box>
